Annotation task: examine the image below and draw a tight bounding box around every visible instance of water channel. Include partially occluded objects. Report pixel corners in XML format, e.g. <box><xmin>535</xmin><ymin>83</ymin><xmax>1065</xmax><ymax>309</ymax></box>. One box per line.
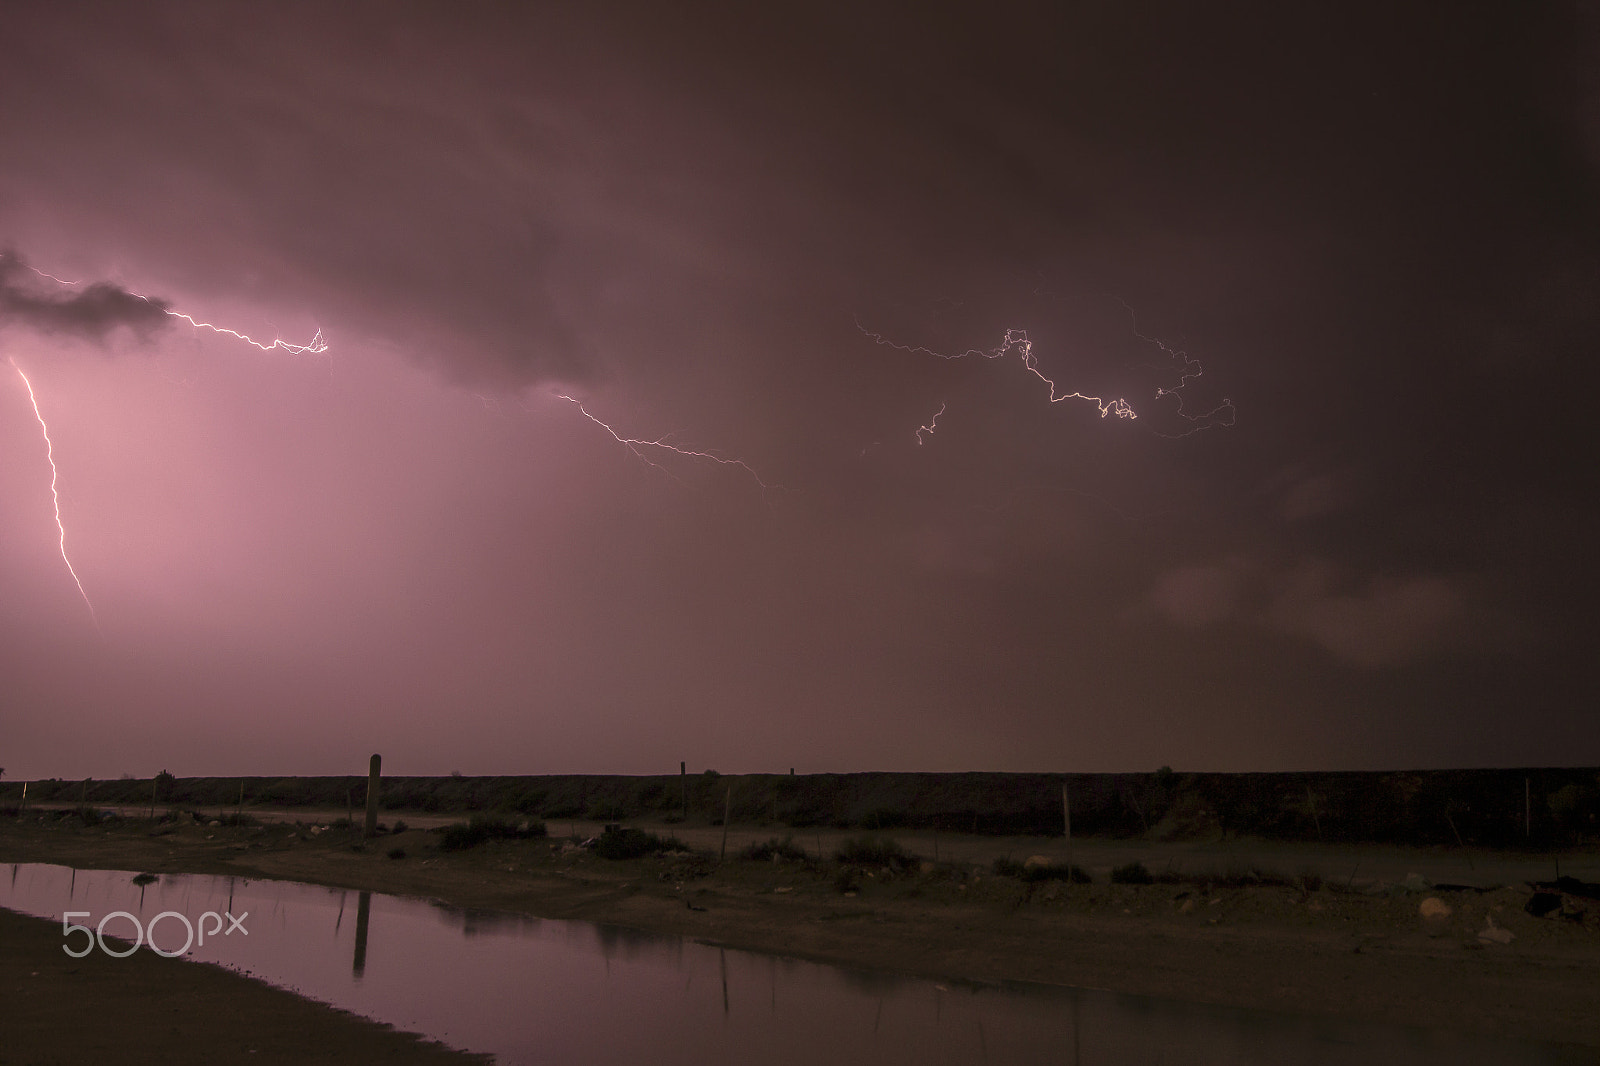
<box><xmin>2</xmin><ymin>863</ymin><xmax>1588</xmax><ymax>1064</ymax></box>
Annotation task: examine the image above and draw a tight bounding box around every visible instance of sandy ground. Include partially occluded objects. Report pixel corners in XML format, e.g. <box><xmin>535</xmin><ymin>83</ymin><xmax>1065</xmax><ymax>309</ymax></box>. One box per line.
<box><xmin>4</xmin><ymin>811</ymin><xmax>1600</xmax><ymax>1060</ymax></box>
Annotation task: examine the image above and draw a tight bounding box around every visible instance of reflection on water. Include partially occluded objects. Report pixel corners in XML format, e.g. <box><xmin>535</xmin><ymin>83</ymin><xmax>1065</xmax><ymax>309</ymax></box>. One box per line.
<box><xmin>353</xmin><ymin>890</ymin><xmax>371</xmax><ymax>978</ymax></box>
<box><xmin>1</xmin><ymin>863</ymin><xmax>1590</xmax><ymax>1065</ymax></box>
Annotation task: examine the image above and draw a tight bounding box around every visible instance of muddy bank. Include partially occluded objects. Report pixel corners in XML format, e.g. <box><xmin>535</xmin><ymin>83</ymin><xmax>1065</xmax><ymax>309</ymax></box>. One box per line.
<box><xmin>4</xmin><ymin>813</ymin><xmax>1599</xmax><ymax>1053</ymax></box>
<box><xmin>0</xmin><ymin>905</ymin><xmax>486</xmax><ymax>1065</ymax></box>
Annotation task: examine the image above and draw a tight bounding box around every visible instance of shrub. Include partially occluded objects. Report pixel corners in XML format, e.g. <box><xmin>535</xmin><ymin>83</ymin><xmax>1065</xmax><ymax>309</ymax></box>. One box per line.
<box><xmin>439</xmin><ymin>815</ymin><xmax>547</xmax><ymax>851</ymax></box>
<box><xmin>993</xmin><ymin>857</ymin><xmax>1093</xmax><ymax>884</ymax></box>
<box><xmin>834</xmin><ymin>836</ymin><xmax>917</xmax><ymax>869</ymax></box>
<box><xmin>739</xmin><ymin>836</ymin><xmax>810</xmax><ymax>863</ymax></box>
<box><xmin>591</xmin><ymin>825</ymin><xmax>687</xmax><ymax>860</ymax></box>
<box><xmin>1111</xmin><ymin>862</ymin><xmax>1154</xmax><ymax>884</ymax></box>
<box><xmin>387</xmin><ymin>847</ymin><xmax>407</xmax><ymax>860</ymax></box>
<box><xmin>71</xmin><ymin>805</ymin><xmax>102</xmax><ymax>826</ymax></box>
<box><xmin>392</xmin><ymin>820</ymin><xmax>409</xmax><ymax>834</ymax></box>
<box><xmin>216</xmin><ymin>812</ymin><xmax>259</xmax><ymax>828</ymax></box>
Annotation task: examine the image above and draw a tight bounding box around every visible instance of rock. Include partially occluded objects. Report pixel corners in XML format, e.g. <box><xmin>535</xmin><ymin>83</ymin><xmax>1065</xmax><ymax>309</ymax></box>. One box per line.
<box><xmin>1400</xmin><ymin>873</ymin><xmax>1431</xmax><ymax>893</ymax></box>
<box><xmin>1419</xmin><ymin>897</ymin><xmax>1452</xmax><ymax>921</ymax></box>
<box><xmin>1179</xmin><ymin>899</ymin><xmax>1195</xmax><ymax>913</ymax></box>
<box><xmin>1023</xmin><ymin>855</ymin><xmax>1053</xmax><ymax>869</ymax></box>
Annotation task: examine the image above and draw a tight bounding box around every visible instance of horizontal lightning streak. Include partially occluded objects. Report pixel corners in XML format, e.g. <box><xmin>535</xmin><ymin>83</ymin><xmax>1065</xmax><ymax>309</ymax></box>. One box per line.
<box><xmin>10</xmin><ymin>359</ymin><xmax>98</xmax><ymax>629</ymax></box>
<box><xmin>159</xmin><ymin>311</ymin><xmax>328</xmax><ymax>355</ymax></box>
<box><xmin>856</xmin><ymin>320</ymin><xmax>1138</xmax><ymax>421</ymax></box>
<box><xmin>555</xmin><ymin>394</ymin><xmax>768</xmax><ymax>489</ymax></box>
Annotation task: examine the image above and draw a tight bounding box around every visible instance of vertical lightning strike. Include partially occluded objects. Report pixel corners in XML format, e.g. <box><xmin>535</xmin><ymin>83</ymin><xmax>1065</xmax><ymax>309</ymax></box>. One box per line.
<box><xmin>555</xmin><ymin>394</ymin><xmax>769</xmax><ymax>488</ymax></box>
<box><xmin>915</xmin><ymin>402</ymin><xmax>946</xmax><ymax>445</ymax></box>
<box><xmin>9</xmin><ymin>359</ymin><xmax>98</xmax><ymax>628</ymax></box>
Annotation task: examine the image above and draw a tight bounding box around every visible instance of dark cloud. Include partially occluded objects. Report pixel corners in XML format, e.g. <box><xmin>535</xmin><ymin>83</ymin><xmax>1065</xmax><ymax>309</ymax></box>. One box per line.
<box><xmin>0</xmin><ymin>3</ymin><xmax>1596</xmax><ymax>774</ymax></box>
<box><xmin>0</xmin><ymin>251</ymin><xmax>171</xmax><ymax>341</ymax></box>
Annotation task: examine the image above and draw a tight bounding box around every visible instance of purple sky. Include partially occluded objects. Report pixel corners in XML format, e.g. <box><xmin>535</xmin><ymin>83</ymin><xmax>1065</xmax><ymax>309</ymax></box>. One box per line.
<box><xmin>3</xmin><ymin>3</ymin><xmax>1597</xmax><ymax>779</ymax></box>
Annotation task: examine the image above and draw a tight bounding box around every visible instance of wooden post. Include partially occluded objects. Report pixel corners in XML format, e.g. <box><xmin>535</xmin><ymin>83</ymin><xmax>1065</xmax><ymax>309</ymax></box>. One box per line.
<box><xmin>19</xmin><ymin>781</ymin><xmax>26</xmax><ymax>817</ymax></box>
<box><xmin>238</xmin><ymin>779</ymin><xmax>245</xmax><ymax>818</ymax></box>
<box><xmin>1525</xmin><ymin>777</ymin><xmax>1531</xmax><ymax>840</ymax></box>
<box><xmin>364</xmin><ymin>754</ymin><xmax>381</xmax><ymax>838</ymax></box>
<box><xmin>719</xmin><ymin>785</ymin><xmax>732</xmax><ymax>863</ymax></box>
<box><xmin>150</xmin><ymin>776</ymin><xmax>158</xmax><ymax>820</ymax></box>
<box><xmin>681</xmin><ymin>762</ymin><xmax>687</xmax><ymax>820</ymax></box>
<box><xmin>1062</xmin><ymin>781</ymin><xmax>1073</xmax><ymax>881</ymax></box>
<box><xmin>1306</xmin><ymin>784</ymin><xmax>1322</xmax><ymax>840</ymax></box>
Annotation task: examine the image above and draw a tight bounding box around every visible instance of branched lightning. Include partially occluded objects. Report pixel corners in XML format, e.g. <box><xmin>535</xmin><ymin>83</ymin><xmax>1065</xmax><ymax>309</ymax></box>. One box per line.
<box><xmin>915</xmin><ymin>402</ymin><xmax>946</xmax><ymax>445</ymax></box>
<box><xmin>16</xmin><ymin>257</ymin><xmax>328</xmax><ymax>356</ymax></box>
<box><xmin>555</xmin><ymin>394</ymin><xmax>769</xmax><ymax>489</ymax></box>
<box><xmin>856</xmin><ymin>319</ymin><xmax>1138</xmax><ymax>434</ymax></box>
<box><xmin>1111</xmin><ymin>299</ymin><xmax>1236</xmax><ymax>438</ymax></box>
<box><xmin>858</xmin><ymin>297</ymin><xmax>1236</xmax><ymax>443</ymax></box>
<box><xmin>9</xmin><ymin>359</ymin><xmax>98</xmax><ymax>628</ymax></box>
<box><xmin>157</xmin><ymin>309</ymin><xmax>328</xmax><ymax>355</ymax></box>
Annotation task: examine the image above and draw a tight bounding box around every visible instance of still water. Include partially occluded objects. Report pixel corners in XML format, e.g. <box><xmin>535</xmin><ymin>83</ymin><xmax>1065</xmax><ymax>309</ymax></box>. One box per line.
<box><xmin>2</xmin><ymin>863</ymin><xmax>1589</xmax><ymax>1065</ymax></box>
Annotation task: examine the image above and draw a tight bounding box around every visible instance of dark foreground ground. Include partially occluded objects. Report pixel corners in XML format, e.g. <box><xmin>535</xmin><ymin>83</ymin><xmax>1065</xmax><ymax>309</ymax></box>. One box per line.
<box><xmin>0</xmin><ymin>905</ymin><xmax>485</xmax><ymax>1065</ymax></box>
<box><xmin>3</xmin><ymin>813</ymin><xmax>1599</xmax><ymax>1062</ymax></box>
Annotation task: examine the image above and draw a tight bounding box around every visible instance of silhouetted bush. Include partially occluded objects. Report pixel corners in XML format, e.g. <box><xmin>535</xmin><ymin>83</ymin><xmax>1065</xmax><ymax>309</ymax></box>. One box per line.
<box><xmin>739</xmin><ymin>836</ymin><xmax>810</xmax><ymax>863</ymax></box>
<box><xmin>993</xmin><ymin>857</ymin><xmax>1093</xmax><ymax>883</ymax></box>
<box><xmin>591</xmin><ymin>825</ymin><xmax>686</xmax><ymax>860</ymax></box>
<box><xmin>1111</xmin><ymin>862</ymin><xmax>1154</xmax><ymax>884</ymax></box>
<box><xmin>834</xmin><ymin>836</ymin><xmax>917</xmax><ymax>869</ymax></box>
<box><xmin>439</xmin><ymin>815</ymin><xmax>547</xmax><ymax>851</ymax></box>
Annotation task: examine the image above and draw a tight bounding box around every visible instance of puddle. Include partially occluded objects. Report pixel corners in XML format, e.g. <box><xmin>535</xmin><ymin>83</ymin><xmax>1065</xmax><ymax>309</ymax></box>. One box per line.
<box><xmin>3</xmin><ymin>863</ymin><xmax>1589</xmax><ymax>1064</ymax></box>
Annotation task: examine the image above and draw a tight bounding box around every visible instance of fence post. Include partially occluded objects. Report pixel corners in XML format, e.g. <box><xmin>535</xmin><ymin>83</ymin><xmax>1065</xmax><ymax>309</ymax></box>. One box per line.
<box><xmin>719</xmin><ymin>785</ymin><xmax>732</xmax><ymax>863</ymax></box>
<box><xmin>1062</xmin><ymin>781</ymin><xmax>1073</xmax><ymax>880</ymax></box>
<box><xmin>364</xmin><ymin>754</ymin><xmax>382</xmax><ymax>838</ymax></box>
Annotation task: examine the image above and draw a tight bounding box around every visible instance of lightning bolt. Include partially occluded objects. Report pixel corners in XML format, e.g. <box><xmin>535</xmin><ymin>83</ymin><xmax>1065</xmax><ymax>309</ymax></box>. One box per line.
<box><xmin>859</xmin><ymin>295</ymin><xmax>1237</xmax><ymax>442</ymax></box>
<box><xmin>10</xmin><ymin>359</ymin><xmax>98</xmax><ymax>628</ymax></box>
<box><xmin>1112</xmin><ymin>300</ymin><xmax>1236</xmax><ymax>437</ymax></box>
<box><xmin>856</xmin><ymin>319</ymin><xmax>1138</xmax><ymax>427</ymax></box>
<box><xmin>915</xmin><ymin>401</ymin><xmax>946</xmax><ymax>445</ymax></box>
<box><xmin>555</xmin><ymin>394</ymin><xmax>769</xmax><ymax>488</ymax></box>
<box><xmin>157</xmin><ymin>311</ymin><xmax>327</xmax><ymax>355</ymax></box>
<box><xmin>17</xmin><ymin>257</ymin><xmax>328</xmax><ymax>357</ymax></box>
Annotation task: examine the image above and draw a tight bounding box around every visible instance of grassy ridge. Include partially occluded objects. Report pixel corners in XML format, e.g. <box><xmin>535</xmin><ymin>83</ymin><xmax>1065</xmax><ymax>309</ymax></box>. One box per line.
<box><xmin>7</xmin><ymin>768</ymin><xmax>1598</xmax><ymax>848</ymax></box>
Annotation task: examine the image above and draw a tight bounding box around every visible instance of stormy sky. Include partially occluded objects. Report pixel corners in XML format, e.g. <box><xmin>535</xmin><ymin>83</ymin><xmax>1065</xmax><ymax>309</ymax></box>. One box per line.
<box><xmin>2</xmin><ymin>2</ymin><xmax>1596</xmax><ymax>779</ymax></box>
